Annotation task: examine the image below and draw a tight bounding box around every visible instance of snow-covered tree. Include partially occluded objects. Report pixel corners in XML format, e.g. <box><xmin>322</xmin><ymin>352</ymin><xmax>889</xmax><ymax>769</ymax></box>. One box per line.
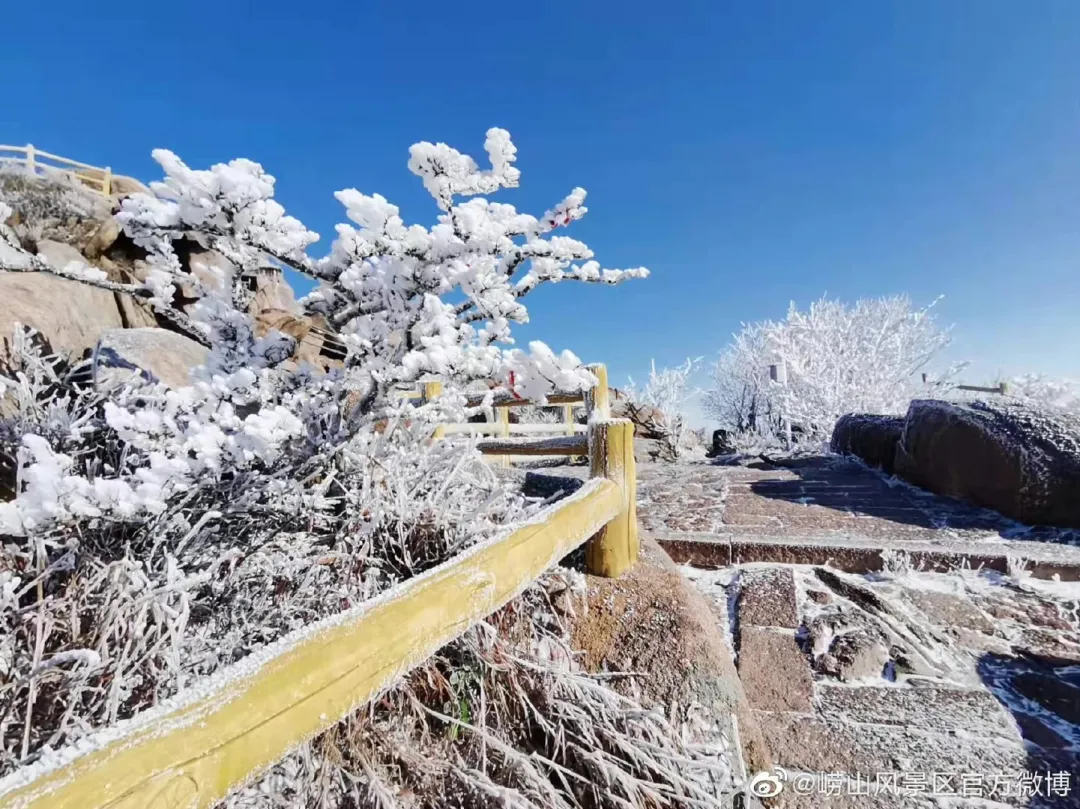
<box><xmin>625</xmin><ymin>357</ymin><xmax>702</xmax><ymax>460</ymax></box>
<box><xmin>702</xmin><ymin>321</ymin><xmax>780</xmax><ymax>435</ymax></box>
<box><xmin>707</xmin><ymin>296</ymin><xmax>962</xmax><ymax>445</ymax></box>
<box><xmin>0</xmin><ymin>129</ymin><xmax>649</xmax><ymax>538</ymax></box>
<box><xmin>999</xmin><ymin>373</ymin><xmax>1080</xmax><ymax>415</ymax></box>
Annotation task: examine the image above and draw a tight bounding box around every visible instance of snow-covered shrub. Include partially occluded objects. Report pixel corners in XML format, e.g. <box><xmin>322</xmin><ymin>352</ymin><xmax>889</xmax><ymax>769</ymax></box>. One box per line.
<box><xmin>625</xmin><ymin>358</ymin><xmax>702</xmax><ymax>461</ymax></box>
<box><xmin>0</xmin><ymin>166</ymin><xmax>109</xmax><ymax>226</ymax></box>
<box><xmin>1000</xmin><ymin>373</ymin><xmax>1080</xmax><ymax>415</ymax></box>
<box><xmin>0</xmin><ymin>128</ymin><xmax>649</xmax><ymax>537</ymax></box>
<box><xmin>0</xmin><ymin>133</ymin><xmax>726</xmax><ymax>806</ymax></box>
<box><xmin>707</xmin><ymin>296</ymin><xmax>962</xmax><ymax>445</ymax></box>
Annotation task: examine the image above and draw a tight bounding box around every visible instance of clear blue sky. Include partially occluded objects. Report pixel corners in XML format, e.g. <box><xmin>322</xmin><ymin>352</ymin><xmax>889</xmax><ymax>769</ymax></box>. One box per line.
<box><xmin>5</xmin><ymin>1</ymin><xmax>1078</xmax><ymax>419</ymax></box>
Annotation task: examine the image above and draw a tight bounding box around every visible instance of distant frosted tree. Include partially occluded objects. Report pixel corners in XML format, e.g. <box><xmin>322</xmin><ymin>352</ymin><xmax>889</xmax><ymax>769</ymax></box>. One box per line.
<box><xmin>625</xmin><ymin>357</ymin><xmax>702</xmax><ymax>460</ymax></box>
<box><xmin>702</xmin><ymin>321</ymin><xmax>780</xmax><ymax>435</ymax></box>
<box><xmin>707</xmin><ymin>296</ymin><xmax>962</xmax><ymax>444</ymax></box>
<box><xmin>1000</xmin><ymin>373</ymin><xmax>1080</xmax><ymax>414</ymax></box>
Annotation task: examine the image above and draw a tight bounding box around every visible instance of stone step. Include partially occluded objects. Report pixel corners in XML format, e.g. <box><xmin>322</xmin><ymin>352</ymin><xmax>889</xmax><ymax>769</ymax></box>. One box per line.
<box><xmin>816</xmin><ymin>683</ymin><xmax>1017</xmax><ymax>738</ymax></box>
<box><xmin>657</xmin><ymin>531</ymin><xmax>1080</xmax><ymax>581</ymax></box>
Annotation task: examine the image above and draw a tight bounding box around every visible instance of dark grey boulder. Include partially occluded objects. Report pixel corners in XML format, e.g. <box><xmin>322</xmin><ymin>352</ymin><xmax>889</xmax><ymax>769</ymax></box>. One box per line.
<box><xmin>830</xmin><ymin>414</ymin><xmax>905</xmax><ymax>474</ymax></box>
<box><xmin>894</xmin><ymin>398</ymin><xmax>1080</xmax><ymax>529</ymax></box>
<box><xmin>710</xmin><ymin>428</ymin><xmax>735</xmax><ymax>457</ymax></box>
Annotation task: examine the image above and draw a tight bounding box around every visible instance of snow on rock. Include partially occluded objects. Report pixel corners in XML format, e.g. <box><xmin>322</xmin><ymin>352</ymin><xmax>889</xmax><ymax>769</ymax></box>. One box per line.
<box><xmin>895</xmin><ymin>398</ymin><xmax>1080</xmax><ymax>529</ymax></box>
<box><xmin>830</xmin><ymin>413</ymin><xmax>905</xmax><ymax>474</ymax></box>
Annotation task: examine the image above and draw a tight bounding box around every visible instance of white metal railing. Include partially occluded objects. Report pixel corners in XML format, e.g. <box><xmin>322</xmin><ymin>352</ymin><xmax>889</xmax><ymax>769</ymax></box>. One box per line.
<box><xmin>0</xmin><ymin>144</ymin><xmax>149</xmax><ymax>197</ymax></box>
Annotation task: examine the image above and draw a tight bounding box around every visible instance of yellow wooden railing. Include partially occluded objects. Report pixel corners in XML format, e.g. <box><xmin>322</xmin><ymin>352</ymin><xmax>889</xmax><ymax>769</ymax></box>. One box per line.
<box><xmin>0</xmin><ymin>366</ymin><xmax>637</xmax><ymax>809</ymax></box>
<box><xmin>0</xmin><ymin>144</ymin><xmax>149</xmax><ymax>198</ymax></box>
<box><xmin>399</xmin><ymin>364</ymin><xmax>609</xmax><ymax>455</ymax></box>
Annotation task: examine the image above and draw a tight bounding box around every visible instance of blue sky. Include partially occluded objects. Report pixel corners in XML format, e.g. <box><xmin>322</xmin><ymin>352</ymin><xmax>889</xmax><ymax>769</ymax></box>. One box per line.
<box><xmin>5</xmin><ymin>1</ymin><xmax>1078</xmax><ymax>424</ymax></box>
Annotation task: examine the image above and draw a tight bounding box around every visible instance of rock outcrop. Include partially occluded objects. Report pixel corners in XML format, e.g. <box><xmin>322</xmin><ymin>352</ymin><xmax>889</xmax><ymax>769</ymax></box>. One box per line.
<box><xmin>93</xmin><ymin>328</ymin><xmax>209</xmax><ymax>389</ymax></box>
<box><xmin>0</xmin><ymin>272</ymin><xmax>124</xmax><ymax>361</ymax></box>
<box><xmin>569</xmin><ymin>534</ymin><xmax>773</xmax><ymax>779</ymax></box>
<box><xmin>611</xmin><ymin>400</ymin><xmax>667</xmax><ymax>438</ymax></box>
<box><xmin>711</xmin><ymin>428</ymin><xmax>735</xmax><ymax>456</ymax></box>
<box><xmin>81</xmin><ymin>218</ymin><xmax>121</xmax><ymax>261</ymax></box>
<box><xmin>830</xmin><ymin>414</ymin><xmax>904</xmax><ymax>474</ymax></box>
<box><xmin>894</xmin><ymin>399</ymin><xmax>1080</xmax><ymax>529</ymax></box>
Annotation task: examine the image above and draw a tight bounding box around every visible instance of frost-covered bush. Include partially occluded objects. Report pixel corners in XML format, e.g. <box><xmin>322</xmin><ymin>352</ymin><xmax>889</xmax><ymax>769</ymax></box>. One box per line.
<box><xmin>0</xmin><ymin>329</ymin><xmax>535</xmax><ymax>771</ymax></box>
<box><xmin>703</xmin><ymin>321</ymin><xmax>781</xmax><ymax>437</ymax></box>
<box><xmin>625</xmin><ymin>358</ymin><xmax>702</xmax><ymax>461</ymax></box>
<box><xmin>707</xmin><ymin>296</ymin><xmax>963</xmax><ymax>444</ymax></box>
<box><xmin>1000</xmin><ymin>373</ymin><xmax>1080</xmax><ymax>415</ymax></box>
<box><xmin>0</xmin><ymin>128</ymin><xmax>649</xmax><ymax>537</ymax></box>
<box><xmin>225</xmin><ymin>569</ymin><xmax>732</xmax><ymax>809</ymax></box>
<box><xmin>0</xmin><ymin>167</ymin><xmax>109</xmax><ymax>226</ymax></box>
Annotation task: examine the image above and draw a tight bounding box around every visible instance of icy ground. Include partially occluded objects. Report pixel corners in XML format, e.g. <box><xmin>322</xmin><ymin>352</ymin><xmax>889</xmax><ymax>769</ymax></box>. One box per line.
<box><xmin>616</xmin><ymin>450</ymin><xmax>1080</xmax><ymax>808</ymax></box>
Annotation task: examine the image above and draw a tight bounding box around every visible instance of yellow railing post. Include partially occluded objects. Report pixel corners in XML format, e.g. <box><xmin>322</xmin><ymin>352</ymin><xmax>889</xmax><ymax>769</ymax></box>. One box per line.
<box><xmin>497</xmin><ymin>404</ymin><xmax>511</xmax><ymax>466</ymax></box>
<box><xmin>498</xmin><ymin>405</ymin><xmax>509</xmax><ymax>437</ymax></box>
<box><xmin>423</xmin><ymin>381</ymin><xmax>444</xmax><ymax>440</ymax></box>
<box><xmin>103</xmin><ymin>166</ymin><xmax>112</xmax><ymax>196</ymax></box>
<box><xmin>586</xmin><ymin>418</ymin><xmax>638</xmax><ymax>577</ymax></box>
<box><xmin>26</xmin><ymin>143</ymin><xmax>35</xmax><ymax>174</ymax></box>
<box><xmin>585</xmin><ymin>363</ymin><xmax>610</xmax><ymax>419</ymax></box>
<box><xmin>563</xmin><ymin>404</ymin><xmax>574</xmax><ymax>436</ymax></box>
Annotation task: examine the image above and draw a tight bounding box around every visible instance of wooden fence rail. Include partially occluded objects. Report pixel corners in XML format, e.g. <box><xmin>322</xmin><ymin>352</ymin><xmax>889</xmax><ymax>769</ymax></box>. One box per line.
<box><xmin>0</xmin><ymin>365</ymin><xmax>637</xmax><ymax>809</ymax></box>
<box><xmin>0</xmin><ymin>144</ymin><xmax>149</xmax><ymax>198</ymax></box>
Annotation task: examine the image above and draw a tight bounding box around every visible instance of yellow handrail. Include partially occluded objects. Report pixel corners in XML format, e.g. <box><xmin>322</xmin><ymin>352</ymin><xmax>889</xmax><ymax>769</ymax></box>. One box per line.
<box><xmin>0</xmin><ymin>351</ymin><xmax>635</xmax><ymax>807</ymax></box>
<box><xmin>0</xmin><ymin>471</ymin><xmax>630</xmax><ymax>809</ymax></box>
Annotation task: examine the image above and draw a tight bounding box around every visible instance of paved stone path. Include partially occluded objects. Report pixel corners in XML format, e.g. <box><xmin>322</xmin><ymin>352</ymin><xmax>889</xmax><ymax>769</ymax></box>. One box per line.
<box><xmin>639</xmin><ymin>455</ymin><xmax>1080</xmax><ymax>579</ymax></box>
<box><xmin>636</xmin><ymin>455</ymin><xmax>1080</xmax><ymax>808</ymax></box>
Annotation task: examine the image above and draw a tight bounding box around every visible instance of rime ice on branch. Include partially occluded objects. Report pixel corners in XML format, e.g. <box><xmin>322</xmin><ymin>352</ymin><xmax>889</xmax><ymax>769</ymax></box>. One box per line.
<box><xmin>0</xmin><ymin>128</ymin><xmax>649</xmax><ymax>536</ymax></box>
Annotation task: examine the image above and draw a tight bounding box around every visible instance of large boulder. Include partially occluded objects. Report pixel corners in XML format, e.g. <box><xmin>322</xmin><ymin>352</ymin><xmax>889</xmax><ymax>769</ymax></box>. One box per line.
<box><xmin>830</xmin><ymin>414</ymin><xmax>904</xmax><ymax>474</ymax></box>
<box><xmin>37</xmin><ymin>239</ymin><xmax>159</xmax><ymax>330</ymax></box>
<box><xmin>612</xmin><ymin>400</ymin><xmax>667</xmax><ymax>438</ymax></box>
<box><xmin>35</xmin><ymin>238</ymin><xmax>90</xmax><ymax>272</ymax></box>
<box><xmin>0</xmin><ymin>272</ymin><xmax>123</xmax><ymax>361</ymax></box>
<box><xmin>93</xmin><ymin>328</ymin><xmax>208</xmax><ymax>389</ymax></box>
<box><xmin>81</xmin><ymin>218</ymin><xmax>121</xmax><ymax>260</ymax></box>
<box><xmin>568</xmin><ymin>534</ymin><xmax>773</xmax><ymax>779</ymax></box>
<box><xmin>711</xmin><ymin>428</ymin><xmax>736</xmax><ymax>456</ymax></box>
<box><xmin>894</xmin><ymin>399</ymin><xmax>1080</xmax><ymax>528</ymax></box>
<box><xmin>183</xmin><ymin>248</ymin><xmax>232</xmax><ymax>302</ymax></box>
<box><xmin>252</xmin><ymin>267</ymin><xmax>298</xmax><ymax>315</ymax></box>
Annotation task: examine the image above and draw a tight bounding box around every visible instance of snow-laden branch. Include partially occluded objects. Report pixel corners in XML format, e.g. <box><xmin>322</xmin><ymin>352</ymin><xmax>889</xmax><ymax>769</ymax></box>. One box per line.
<box><xmin>0</xmin><ymin>127</ymin><xmax>648</xmax><ymax>536</ymax></box>
<box><xmin>625</xmin><ymin>357</ymin><xmax>703</xmax><ymax>460</ymax></box>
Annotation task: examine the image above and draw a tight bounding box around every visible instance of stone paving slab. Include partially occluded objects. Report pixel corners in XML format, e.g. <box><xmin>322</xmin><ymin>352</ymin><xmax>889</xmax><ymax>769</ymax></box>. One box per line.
<box><xmin>549</xmin><ymin>454</ymin><xmax>1080</xmax><ymax>805</ymax></box>
<box><xmin>658</xmin><ymin>531</ymin><xmax>1080</xmax><ymax>581</ymax></box>
<box><xmin>647</xmin><ymin>455</ymin><xmax>1080</xmax><ymax>548</ymax></box>
<box><xmin>739</xmin><ymin>568</ymin><xmax>799</xmax><ymax>629</ymax></box>
<box><xmin>902</xmin><ymin>589</ymin><xmax>998</xmax><ymax>632</ymax></box>
<box><xmin>738</xmin><ymin>627</ymin><xmax>814</xmax><ymax>713</ymax></box>
<box><xmin>758</xmin><ymin>711</ymin><xmax>1032</xmax><ymax>785</ymax></box>
<box><xmin>816</xmin><ymin>683</ymin><xmax>1017</xmax><ymax>738</ymax></box>
<box><xmin>686</xmin><ymin>557</ymin><xmax>1080</xmax><ymax>808</ymax></box>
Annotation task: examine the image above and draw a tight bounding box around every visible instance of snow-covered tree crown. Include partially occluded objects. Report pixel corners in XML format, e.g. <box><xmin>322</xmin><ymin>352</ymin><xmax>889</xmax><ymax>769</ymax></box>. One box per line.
<box><xmin>625</xmin><ymin>357</ymin><xmax>703</xmax><ymax>460</ymax></box>
<box><xmin>112</xmin><ymin>127</ymin><xmax>648</xmax><ymax>404</ymax></box>
<box><xmin>706</xmin><ymin>295</ymin><xmax>963</xmax><ymax>441</ymax></box>
<box><xmin>0</xmin><ymin>129</ymin><xmax>650</xmax><ymax>538</ymax></box>
<box><xmin>2</xmin><ymin>128</ymin><xmax>648</xmax><ymax>406</ymax></box>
